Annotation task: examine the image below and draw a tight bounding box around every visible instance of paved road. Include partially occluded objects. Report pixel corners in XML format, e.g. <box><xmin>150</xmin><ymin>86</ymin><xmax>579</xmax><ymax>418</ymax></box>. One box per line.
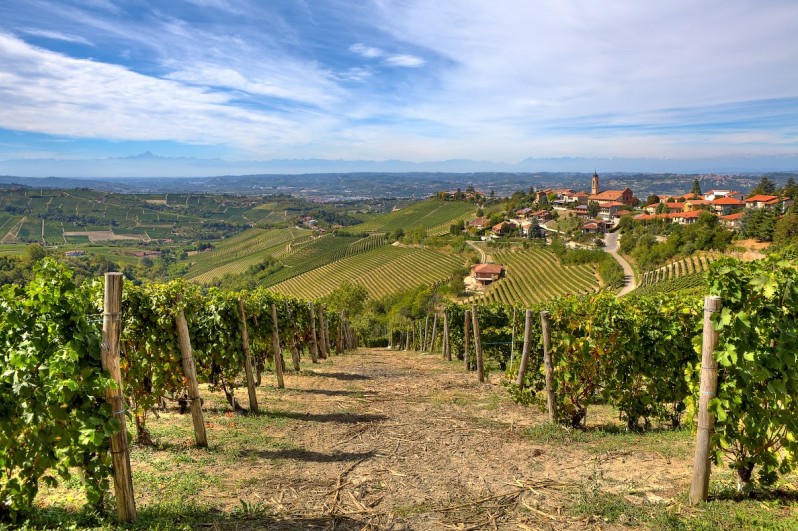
<box><xmin>604</xmin><ymin>232</ymin><xmax>637</xmax><ymax>296</ymax></box>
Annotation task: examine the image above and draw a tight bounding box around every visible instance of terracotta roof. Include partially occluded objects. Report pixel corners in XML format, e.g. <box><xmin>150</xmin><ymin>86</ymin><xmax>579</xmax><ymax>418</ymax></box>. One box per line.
<box><xmin>745</xmin><ymin>194</ymin><xmax>780</xmax><ymax>203</ymax></box>
<box><xmin>712</xmin><ymin>197</ymin><xmax>744</xmax><ymax>206</ymax></box>
<box><xmin>473</xmin><ymin>264</ymin><xmax>503</xmax><ymax>275</ymax></box>
<box><xmin>720</xmin><ymin>213</ymin><xmax>744</xmax><ymax>221</ymax></box>
<box><xmin>601</xmin><ymin>201</ymin><xmax>626</xmax><ymax>208</ymax></box>
<box><xmin>669</xmin><ymin>211</ymin><xmax>703</xmax><ymax>219</ymax></box>
<box><xmin>686</xmin><ymin>199</ymin><xmax>709</xmax><ymax>205</ymax></box>
<box><xmin>582</xmin><ymin>222</ymin><xmax>599</xmax><ymax>229</ymax></box>
<box><xmin>588</xmin><ymin>188</ymin><xmax>631</xmax><ymax>201</ymax></box>
<box><xmin>469</xmin><ymin>217</ymin><xmax>491</xmax><ymax>227</ymax></box>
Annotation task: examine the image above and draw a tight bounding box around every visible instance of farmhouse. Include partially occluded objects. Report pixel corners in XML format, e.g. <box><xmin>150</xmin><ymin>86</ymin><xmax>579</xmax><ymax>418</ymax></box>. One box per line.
<box><xmin>469</xmin><ymin>217</ymin><xmax>491</xmax><ymax>231</ymax></box>
<box><xmin>745</xmin><ymin>195</ymin><xmax>793</xmax><ymax>211</ymax></box>
<box><xmin>470</xmin><ymin>263</ymin><xmax>504</xmax><ymax>285</ymax></box>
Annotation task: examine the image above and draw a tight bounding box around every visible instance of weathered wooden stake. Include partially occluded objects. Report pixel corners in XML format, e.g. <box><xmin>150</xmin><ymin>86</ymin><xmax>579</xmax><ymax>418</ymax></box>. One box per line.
<box><xmin>318</xmin><ymin>304</ymin><xmax>328</xmax><ymax>358</ymax></box>
<box><xmin>689</xmin><ymin>296</ymin><xmax>722</xmax><ymax>504</ymax></box>
<box><xmin>286</xmin><ymin>302</ymin><xmax>301</xmax><ymax>371</ymax></box>
<box><xmin>541</xmin><ymin>310</ymin><xmax>556</xmax><ymax>423</ymax></box>
<box><xmin>238</xmin><ymin>300</ymin><xmax>258</xmax><ymax>413</ymax></box>
<box><xmin>175</xmin><ymin>294</ymin><xmax>208</xmax><ymax>447</ymax></box>
<box><xmin>471</xmin><ymin>305</ymin><xmax>484</xmax><ymax>383</ymax></box>
<box><xmin>423</xmin><ymin>315</ymin><xmax>430</xmax><ymax>351</ymax></box>
<box><xmin>308</xmin><ymin>302</ymin><xmax>319</xmax><ymax>363</ymax></box>
<box><xmin>464</xmin><ymin>309</ymin><xmax>471</xmax><ymax>371</ymax></box>
<box><xmin>101</xmin><ymin>273</ymin><xmax>136</xmax><ymax>522</ymax></box>
<box><xmin>271</xmin><ymin>303</ymin><xmax>285</xmax><ymax>389</ymax></box>
<box><xmin>516</xmin><ymin>309</ymin><xmax>533</xmax><ymax>389</ymax></box>
<box><xmin>430</xmin><ymin>314</ymin><xmax>439</xmax><ymax>354</ymax></box>
<box><xmin>443</xmin><ymin>312</ymin><xmax>451</xmax><ymax>361</ymax></box>
<box><xmin>510</xmin><ymin>307</ymin><xmax>517</xmax><ymax>370</ymax></box>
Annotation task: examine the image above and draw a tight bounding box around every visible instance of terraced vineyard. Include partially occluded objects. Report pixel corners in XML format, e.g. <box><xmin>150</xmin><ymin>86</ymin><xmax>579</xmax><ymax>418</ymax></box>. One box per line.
<box><xmin>351</xmin><ymin>199</ymin><xmax>475</xmax><ymax>233</ymax></box>
<box><xmin>269</xmin><ymin>244</ymin><xmax>464</xmax><ymax>299</ymax></box>
<box><xmin>631</xmin><ymin>254</ymin><xmax>716</xmax><ymax>296</ymax></box>
<box><xmin>467</xmin><ymin>245</ymin><xmax>600</xmax><ymax>306</ymax></box>
<box><xmin>187</xmin><ymin>227</ymin><xmax>310</xmax><ymax>282</ymax></box>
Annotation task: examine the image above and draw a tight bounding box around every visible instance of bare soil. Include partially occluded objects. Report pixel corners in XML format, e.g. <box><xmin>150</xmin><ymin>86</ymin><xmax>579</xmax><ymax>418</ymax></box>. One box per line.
<box><xmin>162</xmin><ymin>349</ymin><xmax>693</xmax><ymax>530</ymax></box>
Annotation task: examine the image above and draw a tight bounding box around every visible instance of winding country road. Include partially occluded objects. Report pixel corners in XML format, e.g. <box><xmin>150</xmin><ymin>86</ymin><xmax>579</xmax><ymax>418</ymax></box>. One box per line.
<box><xmin>604</xmin><ymin>232</ymin><xmax>637</xmax><ymax>296</ymax></box>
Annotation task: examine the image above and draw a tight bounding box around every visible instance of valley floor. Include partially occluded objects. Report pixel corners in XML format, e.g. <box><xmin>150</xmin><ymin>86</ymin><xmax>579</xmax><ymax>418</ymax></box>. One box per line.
<box><xmin>37</xmin><ymin>349</ymin><xmax>798</xmax><ymax>530</ymax></box>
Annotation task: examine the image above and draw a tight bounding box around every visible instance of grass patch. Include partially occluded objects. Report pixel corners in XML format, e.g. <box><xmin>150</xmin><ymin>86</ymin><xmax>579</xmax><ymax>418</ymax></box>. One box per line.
<box><xmin>521</xmin><ymin>421</ymin><xmax>693</xmax><ymax>460</ymax></box>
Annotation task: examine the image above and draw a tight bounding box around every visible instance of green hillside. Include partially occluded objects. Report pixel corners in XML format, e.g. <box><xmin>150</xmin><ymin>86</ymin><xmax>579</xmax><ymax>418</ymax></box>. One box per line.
<box><xmin>631</xmin><ymin>254</ymin><xmax>715</xmax><ymax>296</ymax></box>
<box><xmin>269</xmin><ymin>244</ymin><xmax>464</xmax><ymax>299</ymax></box>
<box><xmin>467</xmin><ymin>246</ymin><xmax>600</xmax><ymax>306</ymax></box>
<box><xmin>350</xmin><ymin>199</ymin><xmax>475</xmax><ymax>234</ymax></box>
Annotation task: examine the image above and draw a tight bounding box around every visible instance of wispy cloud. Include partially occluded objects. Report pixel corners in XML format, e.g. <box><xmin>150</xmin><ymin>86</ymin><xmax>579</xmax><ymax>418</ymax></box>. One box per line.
<box><xmin>349</xmin><ymin>42</ymin><xmax>425</xmax><ymax>68</ymax></box>
<box><xmin>19</xmin><ymin>28</ymin><xmax>94</xmax><ymax>46</ymax></box>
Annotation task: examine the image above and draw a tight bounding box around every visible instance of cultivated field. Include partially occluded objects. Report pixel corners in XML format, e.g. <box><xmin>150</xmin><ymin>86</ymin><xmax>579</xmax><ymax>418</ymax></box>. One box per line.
<box><xmin>632</xmin><ymin>254</ymin><xmax>716</xmax><ymax>296</ymax></box>
<box><xmin>468</xmin><ymin>245</ymin><xmax>600</xmax><ymax>305</ymax></box>
<box><xmin>270</xmin><ymin>244</ymin><xmax>464</xmax><ymax>299</ymax></box>
<box><xmin>351</xmin><ymin>199</ymin><xmax>475</xmax><ymax>234</ymax></box>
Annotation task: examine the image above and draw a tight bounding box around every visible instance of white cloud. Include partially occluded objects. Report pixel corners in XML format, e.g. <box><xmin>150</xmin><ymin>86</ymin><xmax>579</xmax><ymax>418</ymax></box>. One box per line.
<box><xmin>349</xmin><ymin>43</ymin><xmax>383</xmax><ymax>58</ymax></box>
<box><xmin>183</xmin><ymin>0</ymin><xmax>244</xmax><ymax>15</ymax></box>
<box><xmin>19</xmin><ymin>28</ymin><xmax>94</xmax><ymax>46</ymax></box>
<box><xmin>0</xmin><ymin>33</ymin><xmax>312</xmax><ymax>151</ymax></box>
<box><xmin>384</xmin><ymin>54</ymin><xmax>424</xmax><ymax>67</ymax></box>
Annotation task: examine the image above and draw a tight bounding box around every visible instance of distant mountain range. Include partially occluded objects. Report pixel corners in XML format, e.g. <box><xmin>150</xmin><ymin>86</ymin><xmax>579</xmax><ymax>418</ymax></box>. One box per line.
<box><xmin>1</xmin><ymin>153</ymin><xmax>798</xmax><ymax>178</ymax></box>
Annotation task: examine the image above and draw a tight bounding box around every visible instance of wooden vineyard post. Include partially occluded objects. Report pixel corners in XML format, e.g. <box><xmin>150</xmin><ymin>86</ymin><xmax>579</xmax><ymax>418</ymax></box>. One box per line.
<box><xmin>318</xmin><ymin>304</ymin><xmax>328</xmax><ymax>358</ymax></box>
<box><xmin>175</xmin><ymin>294</ymin><xmax>208</xmax><ymax>447</ymax></box>
<box><xmin>464</xmin><ymin>309</ymin><xmax>471</xmax><ymax>371</ymax></box>
<box><xmin>443</xmin><ymin>311</ymin><xmax>451</xmax><ymax>361</ymax></box>
<box><xmin>516</xmin><ymin>309</ymin><xmax>533</xmax><ymax>389</ymax></box>
<box><xmin>271</xmin><ymin>303</ymin><xmax>285</xmax><ymax>389</ymax></box>
<box><xmin>423</xmin><ymin>315</ymin><xmax>430</xmax><ymax>351</ymax></box>
<box><xmin>308</xmin><ymin>302</ymin><xmax>319</xmax><ymax>363</ymax></box>
<box><xmin>690</xmin><ymin>296</ymin><xmax>722</xmax><ymax>504</ymax></box>
<box><xmin>510</xmin><ymin>308</ymin><xmax>517</xmax><ymax>369</ymax></box>
<box><xmin>541</xmin><ymin>310</ymin><xmax>556</xmax><ymax>423</ymax></box>
<box><xmin>238</xmin><ymin>300</ymin><xmax>259</xmax><ymax>414</ymax></box>
<box><xmin>286</xmin><ymin>302</ymin><xmax>301</xmax><ymax>371</ymax></box>
<box><xmin>471</xmin><ymin>305</ymin><xmax>484</xmax><ymax>383</ymax></box>
<box><xmin>430</xmin><ymin>314</ymin><xmax>438</xmax><ymax>354</ymax></box>
<box><xmin>100</xmin><ymin>273</ymin><xmax>136</xmax><ymax>522</ymax></box>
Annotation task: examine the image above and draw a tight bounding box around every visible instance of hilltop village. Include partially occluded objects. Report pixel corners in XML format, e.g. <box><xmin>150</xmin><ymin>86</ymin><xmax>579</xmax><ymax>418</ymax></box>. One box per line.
<box><xmin>454</xmin><ymin>172</ymin><xmax>793</xmax><ymax>240</ymax></box>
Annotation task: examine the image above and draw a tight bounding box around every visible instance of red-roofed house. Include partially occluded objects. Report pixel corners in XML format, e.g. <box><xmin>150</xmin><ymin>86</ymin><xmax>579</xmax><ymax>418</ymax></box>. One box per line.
<box><xmin>470</xmin><ymin>263</ymin><xmax>504</xmax><ymax>285</ymax></box>
<box><xmin>491</xmin><ymin>221</ymin><xmax>518</xmax><ymax>236</ymax></box>
<box><xmin>745</xmin><ymin>195</ymin><xmax>793</xmax><ymax>210</ymax></box>
<box><xmin>668</xmin><ymin>210</ymin><xmax>703</xmax><ymax>225</ymax></box>
<box><xmin>720</xmin><ymin>212</ymin><xmax>744</xmax><ymax>229</ymax></box>
<box><xmin>469</xmin><ymin>217</ymin><xmax>491</xmax><ymax>231</ymax></box>
<box><xmin>710</xmin><ymin>196</ymin><xmax>745</xmax><ymax>215</ymax></box>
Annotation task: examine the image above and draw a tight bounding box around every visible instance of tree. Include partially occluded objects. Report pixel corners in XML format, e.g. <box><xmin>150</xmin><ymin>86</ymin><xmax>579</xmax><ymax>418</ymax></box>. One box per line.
<box><xmin>774</xmin><ymin>213</ymin><xmax>798</xmax><ymax>247</ymax></box>
<box><xmin>691</xmin><ymin>178</ymin><xmax>702</xmax><ymax>198</ymax></box>
<box><xmin>475</xmin><ymin>208</ymin><xmax>485</xmax><ymax>217</ymax></box>
<box><xmin>325</xmin><ymin>280</ymin><xmax>369</xmax><ymax>317</ymax></box>
<box><xmin>646</xmin><ymin>194</ymin><xmax>660</xmax><ymax>206</ymax></box>
<box><xmin>740</xmin><ymin>208</ymin><xmax>776</xmax><ymax>241</ymax></box>
<box><xmin>656</xmin><ymin>202</ymin><xmax>669</xmax><ymax>214</ymax></box>
<box><xmin>587</xmin><ymin>201</ymin><xmax>600</xmax><ymax>219</ymax></box>
<box><xmin>392</xmin><ymin>227</ymin><xmax>405</xmax><ymax>241</ymax></box>
<box><xmin>749</xmin><ymin>176</ymin><xmax>776</xmax><ymax>196</ymax></box>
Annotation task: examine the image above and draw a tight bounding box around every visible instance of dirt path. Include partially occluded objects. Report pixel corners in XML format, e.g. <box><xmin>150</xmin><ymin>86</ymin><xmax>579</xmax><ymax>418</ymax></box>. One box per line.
<box><xmin>194</xmin><ymin>349</ymin><xmax>693</xmax><ymax>529</ymax></box>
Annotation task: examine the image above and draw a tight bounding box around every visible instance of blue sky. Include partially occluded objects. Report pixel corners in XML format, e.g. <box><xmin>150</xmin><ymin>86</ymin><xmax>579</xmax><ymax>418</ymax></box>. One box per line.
<box><xmin>1</xmin><ymin>0</ymin><xmax>798</xmax><ymax>175</ymax></box>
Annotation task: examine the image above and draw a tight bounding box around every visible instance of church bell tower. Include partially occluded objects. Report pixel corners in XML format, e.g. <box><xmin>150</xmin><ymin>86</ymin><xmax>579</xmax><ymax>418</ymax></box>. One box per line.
<box><xmin>591</xmin><ymin>170</ymin><xmax>599</xmax><ymax>196</ymax></box>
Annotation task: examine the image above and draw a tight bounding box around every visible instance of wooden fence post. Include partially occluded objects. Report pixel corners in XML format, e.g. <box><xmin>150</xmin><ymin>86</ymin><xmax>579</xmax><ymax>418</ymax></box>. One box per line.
<box><xmin>689</xmin><ymin>295</ymin><xmax>722</xmax><ymax>504</ymax></box>
<box><xmin>541</xmin><ymin>310</ymin><xmax>556</xmax><ymax>423</ymax></box>
<box><xmin>516</xmin><ymin>309</ymin><xmax>533</xmax><ymax>389</ymax></box>
<box><xmin>464</xmin><ymin>309</ymin><xmax>471</xmax><ymax>371</ymax></box>
<box><xmin>308</xmin><ymin>302</ymin><xmax>319</xmax><ymax>363</ymax></box>
<box><xmin>101</xmin><ymin>273</ymin><xmax>136</xmax><ymax>522</ymax></box>
<box><xmin>510</xmin><ymin>308</ymin><xmax>517</xmax><ymax>370</ymax></box>
<box><xmin>471</xmin><ymin>305</ymin><xmax>484</xmax><ymax>383</ymax></box>
<box><xmin>286</xmin><ymin>302</ymin><xmax>301</xmax><ymax>371</ymax></box>
<box><xmin>443</xmin><ymin>312</ymin><xmax>451</xmax><ymax>361</ymax></box>
<box><xmin>238</xmin><ymin>300</ymin><xmax>258</xmax><ymax>414</ymax></box>
<box><xmin>430</xmin><ymin>314</ymin><xmax>438</xmax><ymax>354</ymax></box>
<box><xmin>175</xmin><ymin>294</ymin><xmax>208</xmax><ymax>447</ymax></box>
<box><xmin>271</xmin><ymin>303</ymin><xmax>285</xmax><ymax>389</ymax></box>
<box><xmin>423</xmin><ymin>315</ymin><xmax>430</xmax><ymax>351</ymax></box>
<box><xmin>318</xmin><ymin>304</ymin><xmax>328</xmax><ymax>358</ymax></box>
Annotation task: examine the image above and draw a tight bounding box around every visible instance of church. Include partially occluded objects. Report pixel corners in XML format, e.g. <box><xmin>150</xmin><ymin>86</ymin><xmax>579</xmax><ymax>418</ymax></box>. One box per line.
<box><xmin>587</xmin><ymin>171</ymin><xmax>634</xmax><ymax>206</ymax></box>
